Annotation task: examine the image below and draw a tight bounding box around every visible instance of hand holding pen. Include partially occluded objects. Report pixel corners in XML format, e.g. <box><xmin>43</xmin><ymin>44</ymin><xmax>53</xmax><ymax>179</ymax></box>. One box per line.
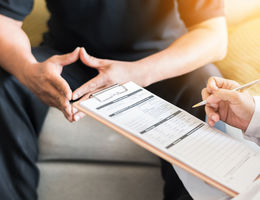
<box><xmin>195</xmin><ymin>77</ymin><xmax>259</xmax><ymax>130</ymax></box>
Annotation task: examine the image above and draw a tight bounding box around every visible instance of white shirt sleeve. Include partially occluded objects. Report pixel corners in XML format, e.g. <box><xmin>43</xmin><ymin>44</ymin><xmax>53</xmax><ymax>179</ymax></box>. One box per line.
<box><xmin>243</xmin><ymin>96</ymin><xmax>260</xmax><ymax>146</ymax></box>
<box><xmin>231</xmin><ymin>96</ymin><xmax>260</xmax><ymax>200</ymax></box>
<box><xmin>174</xmin><ymin>96</ymin><xmax>260</xmax><ymax>200</ymax></box>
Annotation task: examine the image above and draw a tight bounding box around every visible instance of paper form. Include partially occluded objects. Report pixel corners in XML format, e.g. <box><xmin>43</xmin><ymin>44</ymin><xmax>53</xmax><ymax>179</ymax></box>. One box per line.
<box><xmin>79</xmin><ymin>82</ymin><xmax>260</xmax><ymax>194</ymax></box>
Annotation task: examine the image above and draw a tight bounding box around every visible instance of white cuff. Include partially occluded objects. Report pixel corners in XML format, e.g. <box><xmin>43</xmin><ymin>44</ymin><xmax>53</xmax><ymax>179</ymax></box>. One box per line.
<box><xmin>244</xmin><ymin>96</ymin><xmax>260</xmax><ymax>143</ymax></box>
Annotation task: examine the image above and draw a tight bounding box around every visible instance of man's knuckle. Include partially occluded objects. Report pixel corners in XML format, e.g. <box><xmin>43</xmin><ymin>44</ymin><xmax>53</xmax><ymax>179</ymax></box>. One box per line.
<box><xmin>208</xmin><ymin>77</ymin><xmax>214</xmax><ymax>82</ymax></box>
<box><xmin>63</xmin><ymin>100</ymin><xmax>70</xmax><ymax>109</ymax></box>
<box><xmin>201</xmin><ymin>88</ymin><xmax>205</xmax><ymax>95</ymax></box>
<box><xmin>64</xmin><ymin>89</ymin><xmax>71</xmax><ymax>98</ymax></box>
<box><xmin>47</xmin><ymin>98</ymin><xmax>56</xmax><ymax>107</ymax></box>
<box><xmin>208</xmin><ymin>76</ymin><xmax>216</xmax><ymax>84</ymax></box>
<box><xmin>44</xmin><ymin>74</ymin><xmax>52</xmax><ymax>82</ymax></box>
<box><xmin>59</xmin><ymin>97</ymin><xmax>66</xmax><ymax>106</ymax></box>
<box><xmin>201</xmin><ymin>88</ymin><xmax>206</xmax><ymax>96</ymax></box>
<box><xmin>237</xmin><ymin>93</ymin><xmax>244</xmax><ymax>102</ymax></box>
<box><xmin>231</xmin><ymin>80</ymin><xmax>239</xmax><ymax>87</ymax></box>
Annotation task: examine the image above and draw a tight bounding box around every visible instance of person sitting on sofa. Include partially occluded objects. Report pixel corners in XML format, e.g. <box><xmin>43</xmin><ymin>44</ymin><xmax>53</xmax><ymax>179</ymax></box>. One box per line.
<box><xmin>202</xmin><ymin>76</ymin><xmax>260</xmax><ymax>200</ymax></box>
<box><xmin>0</xmin><ymin>0</ymin><xmax>227</xmax><ymax>199</ymax></box>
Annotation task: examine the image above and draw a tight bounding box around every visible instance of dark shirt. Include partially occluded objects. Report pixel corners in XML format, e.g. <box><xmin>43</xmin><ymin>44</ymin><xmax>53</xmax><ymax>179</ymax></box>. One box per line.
<box><xmin>0</xmin><ymin>0</ymin><xmax>224</xmax><ymax>60</ymax></box>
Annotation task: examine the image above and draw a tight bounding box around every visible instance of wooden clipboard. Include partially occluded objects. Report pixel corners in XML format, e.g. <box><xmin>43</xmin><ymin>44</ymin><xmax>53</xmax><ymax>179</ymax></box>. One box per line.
<box><xmin>73</xmin><ymin>83</ymin><xmax>260</xmax><ymax>197</ymax></box>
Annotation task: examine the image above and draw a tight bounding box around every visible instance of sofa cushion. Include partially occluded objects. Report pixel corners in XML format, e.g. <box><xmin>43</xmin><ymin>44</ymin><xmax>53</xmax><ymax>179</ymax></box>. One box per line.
<box><xmin>37</xmin><ymin>162</ymin><xmax>163</xmax><ymax>200</ymax></box>
<box><xmin>38</xmin><ymin>107</ymin><xmax>160</xmax><ymax>165</ymax></box>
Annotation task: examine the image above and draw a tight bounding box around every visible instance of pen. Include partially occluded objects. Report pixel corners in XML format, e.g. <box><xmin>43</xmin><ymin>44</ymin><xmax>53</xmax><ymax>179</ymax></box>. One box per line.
<box><xmin>192</xmin><ymin>79</ymin><xmax>260</xmax><ymax>108</ymax></box>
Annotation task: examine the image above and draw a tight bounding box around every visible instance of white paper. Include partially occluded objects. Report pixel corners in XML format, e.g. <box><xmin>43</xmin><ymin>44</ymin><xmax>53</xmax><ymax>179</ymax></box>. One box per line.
<box><xmin>80</xmin><ymin>82</ymin><xmax>260</xmax><ymax>194</ymax></box>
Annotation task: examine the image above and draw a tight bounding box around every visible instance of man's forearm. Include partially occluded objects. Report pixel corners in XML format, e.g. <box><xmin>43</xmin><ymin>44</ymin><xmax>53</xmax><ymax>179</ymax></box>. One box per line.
<box><xmin>0</xmin><ymin>14</ymin><xmax>36</xmax><ymax>81</ymax></box>
<box><xmin>139</xmin><ymin>17</ymin><xmax>228</xmax><ymax>85</ymax></box>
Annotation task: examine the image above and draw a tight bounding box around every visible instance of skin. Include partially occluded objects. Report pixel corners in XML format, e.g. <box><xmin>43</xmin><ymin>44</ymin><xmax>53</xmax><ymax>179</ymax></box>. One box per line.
<box><xmin>201</xmin><ymin>77</ymin><xmax>255</xmax><ymax>131</ymax></box>
<box><xmin>0</xmin><ymin>13</ymin><xmax>227</xmax><ymax>122</ymax></box>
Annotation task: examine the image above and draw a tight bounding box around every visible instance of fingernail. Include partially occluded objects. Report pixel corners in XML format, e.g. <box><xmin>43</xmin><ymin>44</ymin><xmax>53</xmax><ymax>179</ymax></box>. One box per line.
<box><xmin>73</xmin><ymin>94</ymin><xmax>79</xmax><ymax>100</ymax></box>
<box><xmin>73</xmin><ymin>107</ymin><xmax>78</xmax><ymax>113</ymax></box>
<box><xmin>209</xmin><ymin>121</ymin><xmax>215</xmax><ymax>127</ymax></box>
<box><xmin>212</xmin><ymin>115</ymin><xmax>217</xmax><ymax>122</ymax></box>
<box><xmin>74</xmin><ymin>115</ymin><xmax>80</xmax><ymax>121</ymax></box>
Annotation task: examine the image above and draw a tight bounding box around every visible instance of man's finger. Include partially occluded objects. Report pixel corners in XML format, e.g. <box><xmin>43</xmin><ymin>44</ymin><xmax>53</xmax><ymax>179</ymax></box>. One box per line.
<box><xmin>207</xmin><ymin>77</ymin><xmax>240</xmax><ymax>93</ymax></box>
<box><xmin>206</xmin><ymin>76</ymin><xmax>237</xmax><ymax>93</ymax></box>
<box><xmin>37</xmin><ymin>86</ymin><xmax>59</xmax><ymax>107</ymax></box>
<box><xmin>72</xmin><ymin>74</ymin><xmax>108</xmax><ymax>100</ymax></box>
<box><xmin>73</xmin><ymin>111</ymin><xmax>86</xmax><ymax>122</ymax></box>
<box><xmin>205</xmin><ymin>105</ymin><xmax>219</xmax><ymax>123</ymax></box>
<box><xmin>50</xmin><ymin>76</ymin><xmax>72</xmax><ymax>100</ymax></box>
<box><xmin>201</xmin><ymin>88</ymin><xmax>210</xmax><ymax>100</ymax></box>
<box><xmin>202</xmin><ymin>88</ymin><xmax>219</xmax><ymax>110</ymax></box>
<box><xmin>207</xmin><ymin>76</ymin><xmax>220</xmax><ymax>93</ymax></box>
<box><xmin>205</xmin><ymin>106</ymin><xmax>219</xmax><ymax>127</ymax></box>
<box><xmin>79</xmin><ymin>47</ymin><xmax>111</xmax><ymax>68</ymax></box>
<box><xmin>54</xmin><ymin>47</ymin><xmax>80</xmax><ymax>66</ymax></box>
<box><xmin>47</xmin><ymin>88</ymin><xmax>72</xmax><ymax>121</ymax></box>
<box><xmin>208</xmin><ymin>119</ymin><xmax>216</xmax><ymax>127</ymax></box>
<box><xmin>207</xmin><ymin>89</ymin><xmax>240</xmax><ymax>105</ymax></box>
<box><xmin>60</xmin><ymin>100</ymin><xmax>73</xmax><ymax>122</ymax></box>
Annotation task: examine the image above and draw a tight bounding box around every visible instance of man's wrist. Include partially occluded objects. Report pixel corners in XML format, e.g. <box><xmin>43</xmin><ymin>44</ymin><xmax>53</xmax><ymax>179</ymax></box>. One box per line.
<box><xmin>16</xmin><ymin>59</ymin><xmax>38</xmax><ymax>84</ymax></box>
<box><xmin>134</xmin><ymin>59</ymin><xmax>155</xmax><ymax>87</ymax></box>
<box><xmin>137</xmin><ymin>54</ymin><xmax>168</xmax><ymax>87</ymax></box>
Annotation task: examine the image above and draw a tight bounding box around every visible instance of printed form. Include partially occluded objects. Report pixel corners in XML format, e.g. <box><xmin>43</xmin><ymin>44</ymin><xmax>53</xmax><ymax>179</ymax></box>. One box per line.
<box><xmin>79</xmin><ymin>82</ymin><xmax>260</xmax><ymax>194</ymax></box>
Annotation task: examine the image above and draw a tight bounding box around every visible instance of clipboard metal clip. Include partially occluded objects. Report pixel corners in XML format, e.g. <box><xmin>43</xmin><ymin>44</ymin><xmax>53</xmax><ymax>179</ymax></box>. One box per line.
<box><xmin>90</xmin><ymin>84</ymin><xmax>128</xmax><ymax>102</ymax></box>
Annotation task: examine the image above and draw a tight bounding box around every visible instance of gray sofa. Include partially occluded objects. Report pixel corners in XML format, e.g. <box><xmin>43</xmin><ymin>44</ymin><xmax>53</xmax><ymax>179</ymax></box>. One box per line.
<box><xmin>37</xmin><ymin>107</ymin><xmax>164</xmax><ymax>200</ymax></box>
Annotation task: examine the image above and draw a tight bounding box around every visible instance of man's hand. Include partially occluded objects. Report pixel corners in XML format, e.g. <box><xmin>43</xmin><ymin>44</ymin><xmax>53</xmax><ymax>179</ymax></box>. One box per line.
<box><xmin>71</xmin><ymin>47</ymin><xmax>151</xmax><ymax>121</ymax></box>
<box><xmin>18</xmin><ymin>48</ymin><xmax>80</xmax><ymax>122</ymax></box>
<box><xmin>201</xmin><ymin>77</ymin><xmax>255</xmax><ymax>131</ymax></box>
<box><xmin>72</xmin><ymin>48</ymin><xmax>150</xmax><ymax>100</ymax></box>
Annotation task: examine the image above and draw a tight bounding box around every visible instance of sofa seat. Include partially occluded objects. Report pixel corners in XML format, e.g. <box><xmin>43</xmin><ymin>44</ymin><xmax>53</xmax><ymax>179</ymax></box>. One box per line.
<box><xmin>38</xmin><ymin>162</ymin><xmax>163</xmax><ymax>200</ymax></box>
<box><xmin>37</xmin><ymin>107</ymin><xmax>163</xmax><ymax>200</ymax></box>
<box><xmin>38</xmin><ymin>108</ymin><xmax>161</xmax><ymax>164</ymax></box>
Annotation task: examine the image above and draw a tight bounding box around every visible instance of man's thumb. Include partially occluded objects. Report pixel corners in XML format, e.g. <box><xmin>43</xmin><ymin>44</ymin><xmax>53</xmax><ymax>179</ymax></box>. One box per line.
<box><xmin>79</xmin><ymin>47</ymin><xmax>111</xmax><ymax>68</ymax></box>
<box><xmin>55</xmin><ymin>47</ymin><xmax>80</xmax><ymax>66</ymax></box>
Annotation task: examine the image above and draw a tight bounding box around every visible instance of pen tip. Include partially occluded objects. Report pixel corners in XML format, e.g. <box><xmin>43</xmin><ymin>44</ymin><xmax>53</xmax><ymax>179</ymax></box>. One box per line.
<box><xmin>192</xmin><ymin>104</ymin><xmax>199</xmax><ymax>108</ymax></box>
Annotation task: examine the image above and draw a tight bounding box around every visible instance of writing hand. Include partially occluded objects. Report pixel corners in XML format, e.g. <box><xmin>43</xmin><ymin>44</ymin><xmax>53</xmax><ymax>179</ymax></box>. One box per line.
<box><xmin>201</xmin><ymin>77</ymin><xmax>255</xmax><ymax>131</ymax></box>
